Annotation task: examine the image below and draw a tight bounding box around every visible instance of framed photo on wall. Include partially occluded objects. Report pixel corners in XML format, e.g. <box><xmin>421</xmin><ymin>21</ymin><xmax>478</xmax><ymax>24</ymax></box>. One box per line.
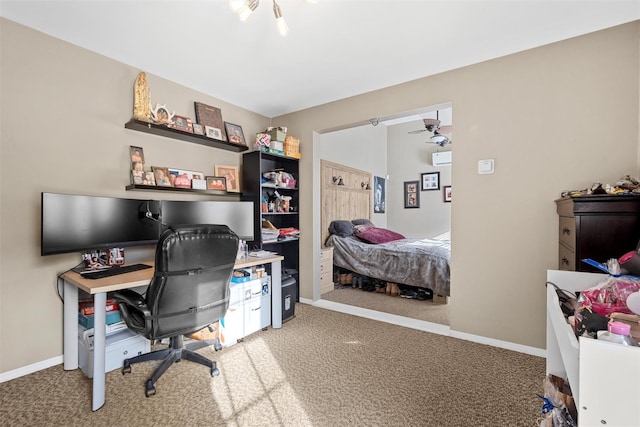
<box><xmin>421</xmin><ymin>172</ymin><xmax>440</xmax><ymax>191</ymax></box>
<box><xmin>444</xmin><ymin>185</ymin><xmax>452</xmax><ymax>203</ymax></box>
<box><xmin>374</xmin><ymin>175</ymin><xmax>386</xmax><ymax>213</ymax></box>
<box><xmin>404</xmin><ymin>180</ymin><xmax>420</xmax><ymax>208</ymax></box>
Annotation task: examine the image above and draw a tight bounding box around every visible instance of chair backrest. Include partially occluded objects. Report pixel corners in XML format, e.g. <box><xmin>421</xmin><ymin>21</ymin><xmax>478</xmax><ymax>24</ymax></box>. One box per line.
<box><xmin>144</xmin><ymin>224</ymin><xmax>239</xmax><ymax>339</ymax></box>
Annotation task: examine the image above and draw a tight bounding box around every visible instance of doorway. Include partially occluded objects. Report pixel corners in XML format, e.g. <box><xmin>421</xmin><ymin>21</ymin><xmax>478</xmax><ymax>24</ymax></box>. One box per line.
<box><xmin>317</xmin><ymin>106</ymin><xmax>452</xmax><ymax>326</ymax></box>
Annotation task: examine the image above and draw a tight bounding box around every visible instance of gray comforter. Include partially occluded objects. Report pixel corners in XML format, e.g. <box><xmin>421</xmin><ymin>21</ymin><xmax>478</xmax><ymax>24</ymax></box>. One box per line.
<box><xmin>326</xmin><ymin>235</ymin><xmax>451</xmax><ymax>296</ymax></box>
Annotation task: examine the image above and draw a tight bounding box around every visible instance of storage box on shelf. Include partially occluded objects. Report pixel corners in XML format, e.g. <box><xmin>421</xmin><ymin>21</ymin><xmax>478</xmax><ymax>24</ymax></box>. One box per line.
<box><xmin>546</xmin><ymin>270</ymin><xmax>640</xmax><ymax>426</ymax></box>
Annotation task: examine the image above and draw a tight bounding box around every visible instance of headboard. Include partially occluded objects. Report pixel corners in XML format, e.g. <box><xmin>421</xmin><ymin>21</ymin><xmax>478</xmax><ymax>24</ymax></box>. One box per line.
<box><xmin>321</xmin><ymin>160</ymin><xmax>372</xmax><ymax>245</ymax></box>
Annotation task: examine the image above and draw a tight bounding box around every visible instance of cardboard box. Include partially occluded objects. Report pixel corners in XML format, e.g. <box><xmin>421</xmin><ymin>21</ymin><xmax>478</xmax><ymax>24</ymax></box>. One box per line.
<box><xmin>433</xmin><ymin>294</ymin><xmax>448</xmax><ymax>304</ymax></box>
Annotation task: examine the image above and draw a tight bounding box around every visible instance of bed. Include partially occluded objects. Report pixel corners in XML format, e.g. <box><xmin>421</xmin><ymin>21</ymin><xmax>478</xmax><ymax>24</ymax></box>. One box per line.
<box><xmin>325</xmin><ymin>220</ymin><xmax>451</xmax><ymax>297</ymax></box>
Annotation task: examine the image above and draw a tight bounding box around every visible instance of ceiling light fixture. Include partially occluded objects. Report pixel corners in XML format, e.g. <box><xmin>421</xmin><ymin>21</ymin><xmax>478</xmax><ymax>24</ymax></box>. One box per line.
<box><xmin>273</xmin><ymin>1</ymin><xmax>289</xmax><ymax>37</ymax></box>
<box><xmin>231</xmin><ymin>0</ymin><xmax>314</xmax><ymax>36</ymax></box>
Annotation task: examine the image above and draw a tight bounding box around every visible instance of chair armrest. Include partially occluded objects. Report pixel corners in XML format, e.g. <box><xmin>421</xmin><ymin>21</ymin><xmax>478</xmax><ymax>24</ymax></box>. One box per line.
<box><xmin>113</xmin><ymin>289</ymin><xmax>145</xmax><ymax>307</ymax></box>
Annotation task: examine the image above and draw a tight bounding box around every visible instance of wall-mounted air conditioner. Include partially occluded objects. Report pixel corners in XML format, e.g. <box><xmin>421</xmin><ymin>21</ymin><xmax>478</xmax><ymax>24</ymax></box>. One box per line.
<box><xmin>432</xmin><ymin>151</ymin><xmax>452</xmax><ymax>166</ymax></box>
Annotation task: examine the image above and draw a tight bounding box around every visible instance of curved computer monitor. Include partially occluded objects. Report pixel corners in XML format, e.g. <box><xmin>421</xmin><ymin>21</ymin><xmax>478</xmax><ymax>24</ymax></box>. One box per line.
<box><xmin>41</xmin><ymin>192</ymin><xmax>161</xmax><ymax>256</ymax></box>
<box><xmin>160</xmin><ymin>200</ymin><xmax>254</xmax><ymax>241</ymax></box>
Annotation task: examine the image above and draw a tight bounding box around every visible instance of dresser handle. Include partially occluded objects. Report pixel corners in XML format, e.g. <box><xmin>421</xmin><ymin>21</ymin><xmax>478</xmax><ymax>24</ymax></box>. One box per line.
<box><xmin>561</xmin><ymin>227</ymin><xmax>571</xmax><ymax>235</ymax></box>
<box><xmin>561</xmin><ymin>257</ymin><xmax>570</xmax><ymax>265</ymax></box>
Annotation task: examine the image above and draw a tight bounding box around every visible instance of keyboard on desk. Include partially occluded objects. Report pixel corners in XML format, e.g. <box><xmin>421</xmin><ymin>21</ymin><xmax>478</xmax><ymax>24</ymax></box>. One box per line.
<box><xmin>80</xmin><ymin>263</ymin><xmax>152</xmax><ymax>280</ymax></box>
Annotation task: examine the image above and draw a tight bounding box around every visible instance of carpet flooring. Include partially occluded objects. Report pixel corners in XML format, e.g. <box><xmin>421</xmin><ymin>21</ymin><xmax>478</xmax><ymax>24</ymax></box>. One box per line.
<box><xmin>0</xmin><ymin>303</ymin><xmax>545</xmax><ymax>426</ymax></box>
<box><xmin>322</xmin><ymin>285</ymin><xmax>450</xmax><ymax>325</ymax></box>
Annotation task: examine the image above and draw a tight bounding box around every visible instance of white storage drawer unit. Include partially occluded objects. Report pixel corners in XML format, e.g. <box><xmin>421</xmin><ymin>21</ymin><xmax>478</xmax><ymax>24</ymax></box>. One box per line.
<box><xmin>546</xmin><ymin>270</ymin><xmax>640</xmax><ymax>426</ymax></box>
<box><xmin>220</xmin><ymin>277</ymin><xmax>271</xmax><ymax>347</ymax></box>
<box><xmin>78</xmin><ymin>328</ymin><xmax>150</xmax><ymax>378</ymax></box>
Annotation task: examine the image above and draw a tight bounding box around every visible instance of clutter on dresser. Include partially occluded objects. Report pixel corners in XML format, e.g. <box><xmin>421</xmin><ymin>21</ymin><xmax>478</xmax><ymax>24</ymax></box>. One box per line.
<box><xmin>559</xmin><ymin>174</ymin><xmax>640</xmax><ymax>198</ymax></box>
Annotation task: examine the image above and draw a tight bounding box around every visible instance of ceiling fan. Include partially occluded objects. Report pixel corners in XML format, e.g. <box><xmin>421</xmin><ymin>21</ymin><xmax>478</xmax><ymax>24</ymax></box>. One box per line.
<box><xmin>408</xmin><ymin>111</ymin><xmax>453</xmax><ymax>147</ymax></box>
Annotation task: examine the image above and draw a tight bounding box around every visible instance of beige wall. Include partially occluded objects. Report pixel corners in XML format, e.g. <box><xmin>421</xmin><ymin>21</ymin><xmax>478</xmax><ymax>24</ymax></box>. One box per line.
<box><xmin>276</xmin><ymin>21</ymin><xmax>639</xmax><ymax>349</ymax></box>
<box><xmin>0</xmin><ymin>19</ymin><xmax>269</xmax><ymax>373</ymax></box>
<box><xmin>1</xmin><ymin>18</ymin><xmax>639</xmax><ymax>375</ymax></box>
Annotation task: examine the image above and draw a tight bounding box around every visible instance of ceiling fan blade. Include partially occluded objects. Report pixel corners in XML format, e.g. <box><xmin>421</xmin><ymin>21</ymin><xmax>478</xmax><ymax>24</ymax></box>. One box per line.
<box><xmin>438</xmin><ymin>125</ymin><xmax>453</xmax><ymax>134</ymax></box>
<box><xmin>408</xmin><ymin>129</ymin><xmax>429</xmax><ymax>134</ymax></box>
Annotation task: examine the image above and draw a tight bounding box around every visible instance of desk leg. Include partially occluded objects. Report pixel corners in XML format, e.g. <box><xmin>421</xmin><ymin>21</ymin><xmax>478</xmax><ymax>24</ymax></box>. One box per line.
<box><xmin>92</xmin><ymin>292</ymin><xmax>107</xmax><ymax>411</ymax></box>
<box><xmin>271</xmin><ymin>261</ymin><xmax>282</xmax><ymax>329</ymax></box>
<box><xmin>63</xmin><ymin>280</ymin><xmax>78</xmax><ymax>370</ymax></box>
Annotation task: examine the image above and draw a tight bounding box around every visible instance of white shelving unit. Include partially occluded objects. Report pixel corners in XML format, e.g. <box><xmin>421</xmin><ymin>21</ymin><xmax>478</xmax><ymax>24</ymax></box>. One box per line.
<box><xmin>546</xmin><ymin>270</ymin><xmax>640</xmax><ymax>426</ymax></box>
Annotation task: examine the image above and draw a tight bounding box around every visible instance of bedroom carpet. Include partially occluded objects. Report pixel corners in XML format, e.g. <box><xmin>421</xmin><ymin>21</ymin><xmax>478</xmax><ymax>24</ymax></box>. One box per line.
<box><xmin>0</xmin><ymin>304</ymin><xmax>545</xmax><ymax>426</ymax></box>
<box><xmin>322</xmin><ymin>285</ymin><xmax>450</xmax><ymax>325</ymax></box>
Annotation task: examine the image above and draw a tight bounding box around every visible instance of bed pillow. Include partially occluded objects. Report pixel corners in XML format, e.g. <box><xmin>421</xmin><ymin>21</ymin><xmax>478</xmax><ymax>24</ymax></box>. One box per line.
<box><xmin>329</xmin><ymin>220</ymin><xmax>356</xmax><ymax>237</ymax></box>
<box><xmin>351</xmin><ymin>218</ymin><xmax>375</xmax><ymax>227</ymax></box>
<box><xmin>355</xmin><ymin>226</ymin><xmax>405</xmax><ymax>244</ymax></box>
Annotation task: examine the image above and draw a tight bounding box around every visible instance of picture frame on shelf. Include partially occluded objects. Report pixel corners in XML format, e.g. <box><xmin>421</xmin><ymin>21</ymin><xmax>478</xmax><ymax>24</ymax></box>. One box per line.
<box><xmin>151</xmin><ymin>166</ymin><xmax>173</xmax><ymax>187</ymax></box>
<box><xmin>404</xmin><ymin>180</ymin><xmax>420</xmax><ymax>208</ymax></box>
<box><xmin>444</xmin><ymin>185</ymin><xmax>452</xmax><ymax>203</ymax></box>
<box><xmin>421</xmin><ymin>172</ymin><xmax>440</xmax><ymax>191</ymax></box>
<box><xmin>194</xmin><ymin>102</ymin><xmax>227</xmax><ymax>141</ymax></box>
<box><xmin>168</xmin><ymin>168</ymin><xmax>205</xmax><ymax>189</ymax></box>
<box><xmin>168</xmin><ymin>115</ymin><xmax>193</xmax><ymax>133</ymax></box>
<box><xmin>192</xmin><ymin>123</ymin><xmax>204</xmax><ymax>135</ymax></box>
<box><xmin>131</xmin><ymin>170</ymin><xmax>144</xmax><ymax>185</ymax></box>
<box><xmin>192</xmin><ymin>178</ymin><xmax>206</xmax><ymax>190</ymax></box>
<box><xmin>205</xmin><ymin>126</ymin><xmax>223</xmax><ymax>140</ymax></box>
<box><xmin>143</xmin><ymin>171</ymin><xmax>156</xmax><ymax>186</ymax></box>
<box><xmin>214</xmin><ymin>165</ymin><xmax>240</xmax><ymax>192</ymax></box>
<box><xmin>129</xmin><ymin>146</ymin><xmax>145</xmax><ymax>167</ymax></box>
<box><xmin>224</xmin><ymin>122</ymin><xmax>246</xmax><ymax>146</ymax></box>
<box><xmin>206</xmin><ymin>176</ymin><xmax>227</xmax><ymax>191</ymax></box>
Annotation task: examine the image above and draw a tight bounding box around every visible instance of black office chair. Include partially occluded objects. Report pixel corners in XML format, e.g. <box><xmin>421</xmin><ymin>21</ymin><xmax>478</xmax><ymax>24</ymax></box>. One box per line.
<box><xmin>114</xmin><ymin>224</ymin><xmax>239</xmax><ymax>397</ymax></box>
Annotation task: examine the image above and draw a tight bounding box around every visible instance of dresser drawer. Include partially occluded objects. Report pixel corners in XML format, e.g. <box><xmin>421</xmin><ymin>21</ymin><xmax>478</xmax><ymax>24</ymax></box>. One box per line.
<box><xmin>320</xmin><ymin>247</ymin><xmax>333</xmax><ymax>262</ymax></box>
<box><xmin>559</xmin><ymin>216</ymin><xmax>576</xmax><ymax>251</ymax></box>
<box><xmin>558</xmin><ymin>242</ymin><xmax>575</xmax><ymax>271</ymax></box>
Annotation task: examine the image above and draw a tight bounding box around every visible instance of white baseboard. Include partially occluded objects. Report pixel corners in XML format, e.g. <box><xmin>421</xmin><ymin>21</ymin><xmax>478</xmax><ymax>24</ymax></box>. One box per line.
<box><xmin>0</xmin><ymin>355</ymin><xmax>62</xmax><ymax>383</ymax></box>
<box><xmin>302</xmin><ymin>298</ymin><xmax>546</xmax><ymax>358</ymax></box>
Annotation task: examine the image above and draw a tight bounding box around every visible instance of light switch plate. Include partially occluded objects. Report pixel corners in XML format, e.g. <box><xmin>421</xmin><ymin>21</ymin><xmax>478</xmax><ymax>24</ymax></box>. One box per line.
<box><xmin>478</xmin><ymin>159</ymin><xmax>494</xmax><ymax>174</ymax></box>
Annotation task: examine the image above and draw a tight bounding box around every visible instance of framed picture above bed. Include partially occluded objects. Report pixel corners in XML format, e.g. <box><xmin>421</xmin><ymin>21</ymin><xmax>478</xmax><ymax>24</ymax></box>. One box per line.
<box><xmin>444</xmin><ymin>185</ymin><xmax>452</xmax><ymax>203</ymax></box>
<box><xmin>404</xmin><ymin>180</ymin><xmax>420</xmax><ymax>208</ymax></box>
<box><xmin>421</xmin><ymin>171</ymin><xmax>440</xmax><ymax>191</ymax></box>
<box><xmin>374</xmin><ymin>175</ymin><xmax>386</xmax><ymax>213</ymax></box>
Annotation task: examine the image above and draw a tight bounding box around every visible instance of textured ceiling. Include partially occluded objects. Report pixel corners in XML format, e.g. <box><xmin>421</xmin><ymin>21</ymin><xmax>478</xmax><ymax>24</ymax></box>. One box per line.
<box><xmin>1</xmin><ymin>1</ymin><xmax>638</xmax><ymax>118</ymax></box>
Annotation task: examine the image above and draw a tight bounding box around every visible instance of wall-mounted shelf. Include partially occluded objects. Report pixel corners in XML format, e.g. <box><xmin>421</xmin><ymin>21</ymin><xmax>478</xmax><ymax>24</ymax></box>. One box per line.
<box><xmin>124</xmin><ymin>119</ymin><xmax>249</xmax><ymax>153</ymax></box>
<box><xmin>125</xmin><ymin>184</ymin><xmax>238</xmax><ymax>197</ymax></box>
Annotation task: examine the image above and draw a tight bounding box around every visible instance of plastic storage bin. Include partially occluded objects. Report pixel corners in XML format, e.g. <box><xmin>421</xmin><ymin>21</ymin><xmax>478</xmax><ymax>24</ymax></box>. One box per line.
<box><xmin>78</xmin><ymin>328</ymin><xmax>150</xmax><ymax>378</ymax></box>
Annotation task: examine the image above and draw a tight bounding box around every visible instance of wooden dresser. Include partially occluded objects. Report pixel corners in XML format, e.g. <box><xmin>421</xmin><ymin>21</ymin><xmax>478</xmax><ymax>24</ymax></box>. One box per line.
<box><xmin>555</xmin><ymin>195</ymin><xmax>640</xmax><ymax>272</ymax></box>
<box><xmin>320</xmin><ymin>246</ymin><xmax>334</xmax><ymax>295</ymax></box>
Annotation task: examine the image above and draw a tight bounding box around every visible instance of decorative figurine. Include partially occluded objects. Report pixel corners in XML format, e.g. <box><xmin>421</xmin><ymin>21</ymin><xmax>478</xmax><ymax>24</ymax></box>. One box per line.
<box><xmin>133</xmin><ymin>72</ymin><xmax>152</xmax><ymax>122</ymax></box>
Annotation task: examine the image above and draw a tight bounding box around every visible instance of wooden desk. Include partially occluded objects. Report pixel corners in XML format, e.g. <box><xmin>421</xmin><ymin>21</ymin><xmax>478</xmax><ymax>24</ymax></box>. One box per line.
<box><xmin>62</xmin><ymin>254</ymin><xmax>284</xmax><ymax>411</ymax></box>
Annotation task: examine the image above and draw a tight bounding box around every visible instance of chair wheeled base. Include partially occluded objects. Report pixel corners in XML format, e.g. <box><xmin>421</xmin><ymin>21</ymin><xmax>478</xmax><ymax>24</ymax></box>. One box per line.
<box><xmin>122</xmin><ymin>334</ymin><xmax>222</xmax><ymax>397</ymax></box>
